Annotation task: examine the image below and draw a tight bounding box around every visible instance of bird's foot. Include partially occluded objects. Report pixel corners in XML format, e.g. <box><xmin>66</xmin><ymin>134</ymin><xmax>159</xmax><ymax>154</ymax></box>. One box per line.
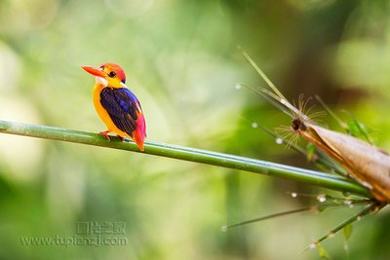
<box><xmin>117</xmin><ymin>135</ymin><xmax>126</xmax><ymax>142</ymax></box>
<box><xmin>99</xmin><ymin>130</ymin><xmax>111</xmax><ymax>141</ymax></box>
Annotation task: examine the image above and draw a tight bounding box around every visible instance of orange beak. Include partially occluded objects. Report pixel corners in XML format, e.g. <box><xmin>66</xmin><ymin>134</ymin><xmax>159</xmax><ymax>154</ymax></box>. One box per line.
<box><xmin>81</xmin><ymin>66</ymin><xmax>106</xmax><ymax>78</ymax></box>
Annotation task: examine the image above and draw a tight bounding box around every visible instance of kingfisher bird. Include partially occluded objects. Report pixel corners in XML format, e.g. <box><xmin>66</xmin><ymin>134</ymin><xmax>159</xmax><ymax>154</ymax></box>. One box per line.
<box><xmin>81</xmin><ymin>63</ymin><xmax>146</xmax><ymax>151</ymax></box>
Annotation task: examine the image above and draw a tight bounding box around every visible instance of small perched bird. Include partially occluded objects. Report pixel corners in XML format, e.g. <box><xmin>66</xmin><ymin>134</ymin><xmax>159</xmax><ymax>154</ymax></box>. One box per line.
<box><xmin>82</xmin><ymin>63</ymin><xmax>146</xmax><ymax>151</ymax></box>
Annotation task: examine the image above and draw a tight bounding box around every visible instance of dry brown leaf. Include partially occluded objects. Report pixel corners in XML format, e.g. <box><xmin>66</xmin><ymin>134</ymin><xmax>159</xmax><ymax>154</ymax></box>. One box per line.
<box><xmin>294</xmin><ymin>119</ymin><xmax>390</xmax><ymax>202</ymax></box>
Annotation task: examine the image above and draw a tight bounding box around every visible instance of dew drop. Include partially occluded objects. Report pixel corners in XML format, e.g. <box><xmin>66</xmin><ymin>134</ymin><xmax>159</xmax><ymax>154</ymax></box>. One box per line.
<box><xmin>328</xmin><ymin>232</ymin><xmax>335</xmax><ymax>238</ymax></box>
<box><xmin>317</xmin><ymin>194</ymin><xmax>327</xmax><ymax>203</ymax></box>
<box><xmin>291</xmin><ymin>192</ymin><xmax>298</xmax><ymax>198</ymax></box>
<box><xmin>344</xmin><ymin>200</ymin><xmax>354</xmax><ymax>208</ymax></box>
<box><xmin>275</xmin><ymin>138</ymin><xmax>283</xmax><ymax>144</ymax></box>
<box><xmin>235</xmin><ymin>84</ymin><xmax>242</xmax><ymax>90</ymax></box>
<box><xmin>309</xmin><ymin>243</ymin><xmax>316</xmax><ymax>250</ymax></box>
<box><xmin>221</xmin><ymin>225</ymin><xmax>228</xmax><ymax>232</ymax></box>
<box><xmin>251</xmin><ymin>122</ymin><xmax>258</xmax><ymax>128</ymax></box>
<box><xmin>357</xmin><ymin>216</ymin><xmax>362</xmax><ymax>222</ymax></box>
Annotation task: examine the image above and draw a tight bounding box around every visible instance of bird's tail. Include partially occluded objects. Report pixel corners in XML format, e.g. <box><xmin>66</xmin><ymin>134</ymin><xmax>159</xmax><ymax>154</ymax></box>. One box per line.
<box><xmin>133</xmin><ymin>112</ymin><xmax>146</xmax><ymax>151</ymax></box>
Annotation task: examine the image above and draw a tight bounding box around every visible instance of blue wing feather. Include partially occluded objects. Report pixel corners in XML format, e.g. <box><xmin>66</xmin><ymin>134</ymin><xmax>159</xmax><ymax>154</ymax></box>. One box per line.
<box><xmin>100</xmin><ymin>87</ymin><xmax>141</xmax><ymax>135</ymax></box>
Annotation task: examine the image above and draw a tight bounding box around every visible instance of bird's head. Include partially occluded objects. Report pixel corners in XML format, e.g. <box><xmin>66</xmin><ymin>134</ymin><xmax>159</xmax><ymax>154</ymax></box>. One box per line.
<box><xmin>82</xmin><ymin>63</ymin><xmax>126</xmax><ymax>88</ymax></box>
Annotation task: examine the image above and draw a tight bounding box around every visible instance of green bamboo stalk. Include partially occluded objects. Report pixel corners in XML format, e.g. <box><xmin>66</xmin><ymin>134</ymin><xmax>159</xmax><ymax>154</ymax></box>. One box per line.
<box><xmin>0</xmin><ymin>120</ymin><xmax>369</xmax><ymax>196</ymax></box>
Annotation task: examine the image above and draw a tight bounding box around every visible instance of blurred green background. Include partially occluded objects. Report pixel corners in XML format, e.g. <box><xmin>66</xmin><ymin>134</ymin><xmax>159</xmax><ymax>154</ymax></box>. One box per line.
<box><xmin>1</xmin><ymin>0</ymin><xmax>390</xmax><ymax>259</ymax></box>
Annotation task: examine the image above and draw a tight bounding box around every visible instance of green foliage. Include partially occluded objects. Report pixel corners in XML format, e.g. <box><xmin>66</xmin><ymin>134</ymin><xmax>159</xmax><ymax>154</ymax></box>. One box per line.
<box><xmin>317</xmin><ymin>243</ymin><xmax>331</xmax><ymax>259</ymax></box>
<box><xmin>306</xmin><ymin>143</ymin><xmax>317</xmax><ymax>162</ymax></box>
<box><xmin>346</xmin><ymin>119</ymin><xmax>372</xmax><ymax>144</ymax></box>
<box><xmin>343</xmin><ymin>224</ymin><xmax>353</xmax><ymax>241</ymax></box>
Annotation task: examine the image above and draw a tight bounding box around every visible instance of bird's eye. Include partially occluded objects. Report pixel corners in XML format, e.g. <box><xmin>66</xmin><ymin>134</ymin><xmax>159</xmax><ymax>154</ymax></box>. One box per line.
<box><xmin>108</xmin><ymin>71</ymin><xmax>116</xmax><ymax>78</ymax></box>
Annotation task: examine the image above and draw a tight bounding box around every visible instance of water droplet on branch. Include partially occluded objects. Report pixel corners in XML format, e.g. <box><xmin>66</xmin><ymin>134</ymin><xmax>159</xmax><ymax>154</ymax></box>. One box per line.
<box><xmin>317</xmin><ymin>194</ymin><xmax>327</xmax><ymax>203</ymax></box>
<box><xmin>221</xmin><ymin>225</ymin><xmax>228</xmax><ymax>232</ymax></box>
<box><xmin>275</xmin><ymin>138</ymin><xmax>283</xmax><ymax>144</ymax></box>
<box><xmin>344</xmin><ymin>200</ymin><xmax>353</xmax><ymax>208</ymax></box>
